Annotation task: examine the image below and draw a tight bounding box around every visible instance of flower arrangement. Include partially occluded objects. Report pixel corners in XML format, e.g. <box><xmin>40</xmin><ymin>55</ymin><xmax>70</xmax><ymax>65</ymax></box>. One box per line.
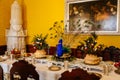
<box><xmin>77</xmin><ymin>32</ymin><xmax>104</xmax><ymax>55</ymax></box>
<box><xmin>49</xmin><ymin>20</ymin><xmax>101</xmax><ymax>61</ymax></box>
<box><xmin>49</xmin><ymin>19</ymin><xmax>98</xmax><ymax>49</ymax></box>
<box><xmin>49</xmin><ymin>20</ymin><xmax>86</xmax><ymax>61</ymax></box>
<box><xmin>32</xmin><ymin>34</ymin><xmax>48</xmax><ymax>50</ymax></box>
<box><xmin>49</xmin><ymin>20</ymin><xmax>83</xmax><ymax>54</ymax></box>
<box><xmin>49</xmin><ymin>20</ymin><xmax>64</xmax><ymax>41</ymax></box>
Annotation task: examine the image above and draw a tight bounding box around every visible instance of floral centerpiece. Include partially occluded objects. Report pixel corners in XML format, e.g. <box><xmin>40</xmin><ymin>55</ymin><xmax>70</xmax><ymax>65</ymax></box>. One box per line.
<box><xmin>77</xmin><ymin>32</ymin><xmax>104</xmax><ymax>55</ymax></box>
<box><xmin>32</xmin><ymin>34</ymin><xmax>49</xmax><ymax>58</ymax></box>
<box><xmin>49</xmin><ymin>19</ymin><xmax>97</xmax><ymax>54</ymax></box>
<box><xmin>49</xmin><ymin>20</ymin><xmax>81</xmax><ymax>51</ymax></box>
<box><xmin>49</xmin><ymin>20</ymin><xmax>85</xmax><ymax>61</ymax></box>
<box><xmin>77</xmin><ymin>32</ymin><xmax>105</xmax><ymax>65</ymax></box>
<box><xmin>32</xmin><ymin>34</ymin><xmax>48</xmax><ymax>50</ymax></box>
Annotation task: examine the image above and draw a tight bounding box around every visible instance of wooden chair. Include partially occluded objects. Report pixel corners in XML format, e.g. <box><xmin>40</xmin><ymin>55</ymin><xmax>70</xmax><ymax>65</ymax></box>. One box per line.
<box><xmin>10</xmin><ymin>60</ymin><xmax>39</xmax><ymax>80</ymax></box>
<box><xmin>59</xmin><ymin>68</ymin><xmax>100</xmax><ymax>80</ymax></box>
<box><xmin>0</xmin><ymin>65</ymin><xmax>3</xmax><ymax>80</ymax></box>
<box><xmin>103</xmin><ymin>46</ymin><xmax>120</xmax><ymax>61</ymax></box>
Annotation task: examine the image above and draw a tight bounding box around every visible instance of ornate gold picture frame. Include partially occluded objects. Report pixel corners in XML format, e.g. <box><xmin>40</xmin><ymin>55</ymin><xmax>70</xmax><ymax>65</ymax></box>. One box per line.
<box><xmin>65</xmin><ymin>0</ymin><xmax>120</xmax><ymax>35</ymax></box>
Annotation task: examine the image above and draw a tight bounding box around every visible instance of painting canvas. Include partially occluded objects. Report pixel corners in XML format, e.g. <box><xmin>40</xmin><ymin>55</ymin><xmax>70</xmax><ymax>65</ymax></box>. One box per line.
<box><xmin>65</xmin><ymin>0</ymin><xmax>120</xmax><ymax>35</ymax></box>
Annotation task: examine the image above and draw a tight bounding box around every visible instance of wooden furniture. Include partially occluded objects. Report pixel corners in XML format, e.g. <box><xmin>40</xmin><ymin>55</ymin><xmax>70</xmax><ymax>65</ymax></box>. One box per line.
<box><xmin>0</xmin><ymin>65</ymin><xmax>3</xmax><ymax>80</ymax></box>
<box><xmin>102</xmin><ymin>46</ymin><xmax>120</xmax><ymax>61</ymax></box>
<box><xmin>10</xmin><ymin>60</ymin><xmax>39</xmax><ymax>80</ymax></box>
<box><xmin>59</xmin><ymin>68</ymin><xmax>100</xmax><ymax>80</ymax></box>
<box><xmin>0</xmin><ymin>45</ymin><xmax>6</xmax><ymax>55</ymax></box>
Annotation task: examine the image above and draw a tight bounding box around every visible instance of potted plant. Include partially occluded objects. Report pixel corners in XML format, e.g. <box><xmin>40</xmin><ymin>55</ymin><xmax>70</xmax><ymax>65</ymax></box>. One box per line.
<box><xmin>32</xmin><ymin>34</ymin><xmax>49</xmax><ymax>58</ymax></box>
<box><xmin>78</xmin><ymin>32</ymin><xmax>104</xmax><ymax>55</ymax></box>
<box><xmin>77</xmin><ymin>32</ymin><xmax>104</xmax><ymax>65</ymax></box>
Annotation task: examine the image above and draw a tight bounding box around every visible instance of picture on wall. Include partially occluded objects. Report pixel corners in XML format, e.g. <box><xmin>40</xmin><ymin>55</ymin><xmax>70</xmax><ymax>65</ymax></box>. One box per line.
<box><xmin>65</xmin><ymin>0</ymin><xmax>120</xmax><ymax>35</ymax></box>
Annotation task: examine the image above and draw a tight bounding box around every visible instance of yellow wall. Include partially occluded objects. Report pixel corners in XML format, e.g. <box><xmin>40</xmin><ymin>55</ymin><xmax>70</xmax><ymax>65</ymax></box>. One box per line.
<box><xmin>0</xmin><ymin>0</ymin><xmax>120</xmax><ymax>48</ymax></box>
<box><xmin>23</xmin><ymin>0</ymin><xmax>64</xmax><ymax>46</ymax></box>
<box><xmin>0</xmin><ymin>0</ymin><xmax>13</xmax><ymax>45</ymax></box>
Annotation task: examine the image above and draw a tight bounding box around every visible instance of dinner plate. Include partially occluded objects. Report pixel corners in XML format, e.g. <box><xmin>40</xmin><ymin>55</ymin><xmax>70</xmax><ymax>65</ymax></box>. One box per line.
<box><xmin>48</xmin><ymin>65</ymin><xmax>61</xmax><ymax>71</ymax></box>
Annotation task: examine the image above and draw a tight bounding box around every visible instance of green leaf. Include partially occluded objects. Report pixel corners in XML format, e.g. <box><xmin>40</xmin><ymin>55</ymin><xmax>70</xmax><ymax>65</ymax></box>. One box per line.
<box><xmin>49</xmin><ymin>27</ymin><xmax>52</xmax><ymax>30</ymax></box>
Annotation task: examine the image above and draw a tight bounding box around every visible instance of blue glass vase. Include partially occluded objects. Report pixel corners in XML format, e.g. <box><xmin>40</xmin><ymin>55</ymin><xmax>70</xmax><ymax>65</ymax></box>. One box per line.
<box><xmin>56</xmin><ymin>38</ymin><xmax>63</xmax><ymax>57</ymax></box>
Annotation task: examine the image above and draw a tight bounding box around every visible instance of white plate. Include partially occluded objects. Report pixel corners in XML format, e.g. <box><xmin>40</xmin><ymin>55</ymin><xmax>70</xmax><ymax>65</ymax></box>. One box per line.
<box><xmin>48</xmin><ymin>65</ymin><xmax>61</xmax><ymax>71</ymax></box>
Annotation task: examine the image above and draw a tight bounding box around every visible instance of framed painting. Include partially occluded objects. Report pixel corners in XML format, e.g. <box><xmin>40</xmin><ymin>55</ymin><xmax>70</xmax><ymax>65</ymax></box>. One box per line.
<box><xmin>65</xmin><ymin>0</ymin><xmax>120</xmax><ymax>35</ymax></box>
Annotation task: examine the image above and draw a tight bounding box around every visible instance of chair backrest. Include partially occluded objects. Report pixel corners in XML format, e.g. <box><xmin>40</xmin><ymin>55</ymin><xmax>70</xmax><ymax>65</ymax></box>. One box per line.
<box><xmin>0</xmin><ymin>65</ymin><xmax>3</xmax><ymax>80</ymax></box>
<box><xmin>103</xmin><ymin>46</ymin><xmax>120</xmax><ymax>61</ymax></box>
<box><xmin>10</xmin><ymin>60</ymin><xmax>39</xmax><ymax>80</ymax></box>
<box><xmin>59</xmin><ymin>68</ymin><xmax>100</xmax><ymax>80</ymax></box>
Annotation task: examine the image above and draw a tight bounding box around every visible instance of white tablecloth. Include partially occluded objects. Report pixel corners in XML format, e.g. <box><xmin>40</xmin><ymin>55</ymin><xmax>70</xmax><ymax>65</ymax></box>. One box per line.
<box><xmin>35</xmin><ymin>63</ymin><xmax>64</xmax><ymax>80</ymax></box>
<box><xmin>0</xmin><ymin>60</ymin><xmax>15</xmax><ymax>73</ymax></box>
<box><xmin>0</xmin><ymin>58</ymin><xmax>120</xmax><ymax>80</ymax></box>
